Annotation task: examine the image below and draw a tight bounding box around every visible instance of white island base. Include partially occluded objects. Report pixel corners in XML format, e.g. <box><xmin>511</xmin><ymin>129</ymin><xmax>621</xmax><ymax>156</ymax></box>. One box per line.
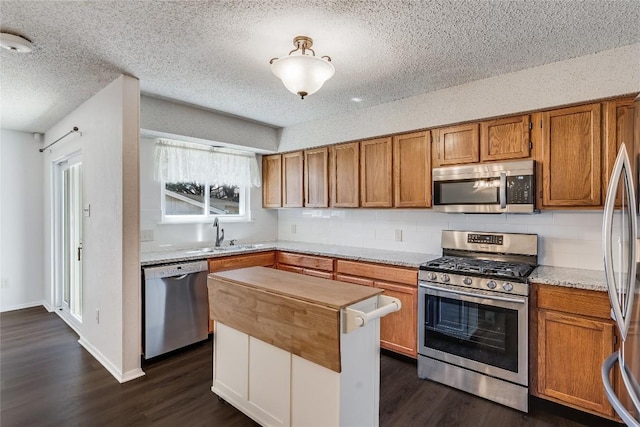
<box><xmin>211</xmin><ymin>296</ymin><xmax>381</xmax><ymax>427</ymax></box>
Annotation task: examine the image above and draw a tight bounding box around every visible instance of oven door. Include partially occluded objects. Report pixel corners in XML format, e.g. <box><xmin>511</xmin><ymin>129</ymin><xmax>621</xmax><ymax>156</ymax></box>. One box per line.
<box><xmin>418</xmin><ymin>282</ymin><xmax>528</xmax><ymax>386</ymax></box>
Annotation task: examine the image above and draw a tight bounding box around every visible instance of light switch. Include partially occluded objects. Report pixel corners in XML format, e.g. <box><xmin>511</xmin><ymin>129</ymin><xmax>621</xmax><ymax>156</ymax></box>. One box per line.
<box><xmin>83</xmin><ymin>204</ymin><xmax>91</xmax><ymax>217</ymax></box>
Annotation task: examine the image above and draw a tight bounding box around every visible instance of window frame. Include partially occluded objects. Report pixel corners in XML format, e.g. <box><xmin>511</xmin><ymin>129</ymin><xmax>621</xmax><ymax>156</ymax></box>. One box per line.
<box><xmin>160</xmin><ymin>180</ymin><xmax>251</xmax><ymax>224</ymax></box>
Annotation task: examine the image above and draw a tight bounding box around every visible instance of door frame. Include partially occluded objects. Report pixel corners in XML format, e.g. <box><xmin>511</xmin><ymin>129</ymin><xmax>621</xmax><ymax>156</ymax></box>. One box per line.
<box><xmin>52</xmin><ymin>150</ymin><xmax>83</xmax><ymax>330</ymax></box>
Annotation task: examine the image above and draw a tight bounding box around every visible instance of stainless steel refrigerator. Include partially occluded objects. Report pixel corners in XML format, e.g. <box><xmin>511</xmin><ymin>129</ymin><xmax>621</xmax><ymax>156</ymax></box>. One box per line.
<box><xmin>602</xmin><ymin>142</ymin><xmax>640</xmax><ymax>426</ymax></box>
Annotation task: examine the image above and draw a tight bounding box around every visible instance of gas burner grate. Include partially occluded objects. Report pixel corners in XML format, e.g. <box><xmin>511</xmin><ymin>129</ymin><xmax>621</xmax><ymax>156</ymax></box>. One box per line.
<box><xmin>420</xmin><ymin>256</ymin><xmax>535</xmax><ymax>279</ymax></box>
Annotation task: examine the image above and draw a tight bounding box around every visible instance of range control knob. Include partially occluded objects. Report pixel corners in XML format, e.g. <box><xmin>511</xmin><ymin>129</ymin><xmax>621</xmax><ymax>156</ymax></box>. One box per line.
<box><xmin>427</xmin><ymin>272</ymin><xmax>437</xmax><ymax>281</ymax></box>
<box><xmin>441</xmin><ymin>274</ymin><xmax>450</xmax><ymax>283</ymax></box>
<box><xmin>486</xmin><ymin>280</ymin><xmax>497</xmax><ymax>289</ymax></box>
<box><xmin>502</xmin><ymin>282</ymin><xmax>514</xmax><ymax>292</ymax></box>
<box><xmin>463</xmin><ymin>277</ymin><xmax>473</xmax><ymax>285</ymax></box>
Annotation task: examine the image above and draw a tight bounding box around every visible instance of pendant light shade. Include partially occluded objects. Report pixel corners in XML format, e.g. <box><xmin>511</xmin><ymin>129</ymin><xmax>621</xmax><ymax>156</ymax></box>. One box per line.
<box><xmin>270</xmin><ymin>36</ymin><xmax>334</xmax><ymax>99</ymax></box>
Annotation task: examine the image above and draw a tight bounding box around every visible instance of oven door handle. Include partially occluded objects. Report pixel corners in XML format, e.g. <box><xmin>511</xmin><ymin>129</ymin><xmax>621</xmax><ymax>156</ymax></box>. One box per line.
<box><xmin>499</xmin><ymin>172</ymin><xmax>507</xmax><ymax>209</ymax></box>
<box><xmin>420</xmin><ymin>282</ymin><xmax>527</xmax><ymax>305</ymax></box>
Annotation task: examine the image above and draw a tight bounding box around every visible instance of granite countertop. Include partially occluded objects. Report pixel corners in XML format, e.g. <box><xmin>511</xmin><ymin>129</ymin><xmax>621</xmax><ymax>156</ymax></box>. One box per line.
<box><xmin>140</xmin><ymin>240</ymin><xmax>440</xmax><ymax>269</ymax></box>
<box><xmin>142</xmin><ymin>242</ymin><xmax>610</xmax><ymax>292</ymax></box>
<box><xmin>528</xmin><ymin>265</ymin><xmax>608</xmax><ymax>292</ymax></box>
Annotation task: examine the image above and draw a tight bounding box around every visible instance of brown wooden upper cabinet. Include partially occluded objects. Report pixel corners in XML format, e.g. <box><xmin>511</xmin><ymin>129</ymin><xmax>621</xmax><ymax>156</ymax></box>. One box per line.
<box><xmin>304</xmin><ymin>147</ymin><xmax>329</xmax><ymax>208</ymax></box>
<box><xmin>393</xmin><ymin>131</ymin><xmax>432</xmax><ymax>207</ymax></box>
<box><xmin>330</xmin><ymin>142</ymin><xmax>360</xmax><ymax>208</ymax></box>
<box><xmin>360</xmin><ymin>137</ymin><xmax>393</xmax><ymax>207</ymax></box>
<box><xmin>262</xmin><ymin>154</ymin><xmax>282</xmax><ymax>208</ymax></box>
<box><xmin>603</xmin><ymin>97</ymin><xmax>637</xmax><ymax>207</ymax></box>
<box><xmin>282</xmin><ymin>151</ymin><xmax>304</xmax><ymax>207</ymax></box>
<box><xmin>432</xmin><ymin>123</ymin><xmax>479</xmax><ymax>167</ymax></box>
<box><xmin>540</xmin><ymin>103</ymin><xmax>602</xmax><ymax>208</ymax></box>
<box><xmin>480</xmin><ymin>115</ymin><xmax>532</xmax><ymax>162</ymax></box>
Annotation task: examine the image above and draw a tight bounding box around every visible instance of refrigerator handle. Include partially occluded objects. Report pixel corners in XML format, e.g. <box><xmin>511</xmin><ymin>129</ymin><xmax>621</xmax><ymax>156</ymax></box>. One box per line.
<box><xmin>602</xmin><ymin>352</ymin><xmax>640</xmax><ymax>427</ymax></box>
<box><xmin>603</xmin><ymin>143</ymin><xmax>637</xmax><ymax>340</ymax></box>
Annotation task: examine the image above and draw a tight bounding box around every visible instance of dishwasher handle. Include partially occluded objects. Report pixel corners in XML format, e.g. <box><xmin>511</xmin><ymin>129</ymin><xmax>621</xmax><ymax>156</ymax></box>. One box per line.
<box><xmin>343</xmin><ymin>295</ymin><xmax>401</xmax><ymax>334</ymax></box>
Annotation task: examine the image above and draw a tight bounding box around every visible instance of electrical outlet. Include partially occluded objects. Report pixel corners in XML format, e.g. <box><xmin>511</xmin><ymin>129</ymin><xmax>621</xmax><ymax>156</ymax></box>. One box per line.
<box><xmin>395</xmin><ymin>229</ymin><xmax>403</xmax><ymax>242</ymax></box>
<box><xmin>96</xmin><ymin>309</ymin><xmax>100</xmax><ymax>324</ymax></box>
<box><xmin>1</xmin><ymin>279</ymin><xmax>8</xmax><ymax>289</ymax></box>
<box><xmin>291</xmin><ymin>224</ymin><xmax>297</xmax><ymax>234</ymax></box>
<box><xmin>140</xmin><ymin>229</ymin><xmax>154</xmax><ymax>242</ymax></box>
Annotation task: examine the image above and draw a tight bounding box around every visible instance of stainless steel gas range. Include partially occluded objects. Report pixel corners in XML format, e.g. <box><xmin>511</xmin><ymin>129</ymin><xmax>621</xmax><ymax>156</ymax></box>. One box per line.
<box><xmin>417</xmin><ymin>230</ymin><xmax>538</xmax><ymax>412</ymax></box>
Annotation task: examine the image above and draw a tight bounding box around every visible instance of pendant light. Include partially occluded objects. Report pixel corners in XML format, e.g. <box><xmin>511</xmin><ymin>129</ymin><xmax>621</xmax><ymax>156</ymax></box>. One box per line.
<box><xmin>270</xmin><ymin>36</ymin><xmax>334</xmax><ymax>99</ymax></box>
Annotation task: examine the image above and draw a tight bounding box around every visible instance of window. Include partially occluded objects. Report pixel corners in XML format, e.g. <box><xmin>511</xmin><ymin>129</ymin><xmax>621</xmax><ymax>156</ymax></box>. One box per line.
<box><xmin>163</xmin><ymin>181</ymin><xmax>246</xmax><ymax>221</ymax></box>
<box><xmin>155</xmin><ymin>138</ymin><xmax>260</xmax><ymax>223</ymax></box>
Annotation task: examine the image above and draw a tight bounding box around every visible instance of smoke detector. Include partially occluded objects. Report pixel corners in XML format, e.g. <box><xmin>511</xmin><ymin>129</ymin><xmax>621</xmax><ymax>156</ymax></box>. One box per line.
<box><xmin>0</xmin><ymin>33</ymin><xmax>34</xmax><ymax>53</ymax></box>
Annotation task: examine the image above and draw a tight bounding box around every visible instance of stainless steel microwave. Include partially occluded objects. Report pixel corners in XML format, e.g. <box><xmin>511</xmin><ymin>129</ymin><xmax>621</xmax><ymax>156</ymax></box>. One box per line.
<box><xmin>432</xmin><ymin>160</ymin><xmax>535</xmax><ymax>213</ymax></box>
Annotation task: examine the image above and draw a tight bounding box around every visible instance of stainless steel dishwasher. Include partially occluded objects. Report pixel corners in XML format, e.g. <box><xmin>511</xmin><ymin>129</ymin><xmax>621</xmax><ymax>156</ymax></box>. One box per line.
<box><xmin>142</xmin><ymin>260</ymin><xmax>209</xmax><ymax>359</ymax></box>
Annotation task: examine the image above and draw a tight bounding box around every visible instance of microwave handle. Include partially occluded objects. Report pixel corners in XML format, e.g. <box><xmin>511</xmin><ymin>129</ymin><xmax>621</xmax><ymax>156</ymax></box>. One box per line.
<box><xmin>499</xmin><ymin>172</ymin><xmax>507</xmax><ymax>209</ymax></box>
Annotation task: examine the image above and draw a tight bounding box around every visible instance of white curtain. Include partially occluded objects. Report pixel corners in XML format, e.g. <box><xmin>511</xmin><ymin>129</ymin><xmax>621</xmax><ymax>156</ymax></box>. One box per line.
<box><xmin>154</xmin><ymin>139</ymin><xmax>261</xmax><ymax>187</ymax></box>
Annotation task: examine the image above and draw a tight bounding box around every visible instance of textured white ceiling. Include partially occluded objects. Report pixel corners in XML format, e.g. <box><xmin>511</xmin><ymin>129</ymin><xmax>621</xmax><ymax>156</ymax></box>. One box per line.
<box><xmin>1</xmin><ymin>0</ymin><xmax>639</xmax><ymax>134</ymax></box>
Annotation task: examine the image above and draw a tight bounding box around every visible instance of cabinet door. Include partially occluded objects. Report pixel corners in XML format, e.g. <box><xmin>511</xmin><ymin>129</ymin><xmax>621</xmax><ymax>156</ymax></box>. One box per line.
<box><xmin>262</xmin><ymin>154</ymin><xmax>282</xmax><ymax>208</ymax></box>
<box><xmin>537</xmin><ymin>310</ymin><xmax>615</xmax><ymax>417</ymax></box>
<box><xmin>374</xmin><ymin>281</ymin><xmax>417</xmax><ymax>358</ymax></box>
<box><xmin>248</xmin><ymin>337</ymin><xmax>291</xmax><ymax>427</ymax></box>
<box><xmin>541</xmin><ymin>103</ymin><xmax>602</xmax><ymax>207</ymax></box>
<box><xmin>604</xmin><ymin>98</ymin><xmax>637</xmax><ymax>207</ymax></box>
<box><xmin>393</xmin><ymin>131</ymin><xmax>432</xmax><ymax>207</ymax></box>
<box><xmin>213</xmin><ymin>323</ymin><xmax>249</xmax><ymax>400</ymax></box>
<box><xmin>304</xmin><ymin>147</ymin><xmax>329</xmax><ymax>207</ymax></box>
<box><xmin>282</xmin><ymin>151</ymin><xmax>304</xmax><ymax>207</ymax></box>
<box><xmin>433</xmin><ymin>123</ymin><xmax>479</xmax><ymax>166</ymax></box>
<box><xmin>330</xmin><ymin>142</ymin><xmax>359</xmax><ymax>207</ymax></box>
<box><xmin>360</xmin><ymin>137</ymin><xmax>393</xmax><ymax>207</ymax></box>
<box><xmin>480</xmin><ymin>115</ymin><xmax>531</xmax><ymax>162</ymax></box>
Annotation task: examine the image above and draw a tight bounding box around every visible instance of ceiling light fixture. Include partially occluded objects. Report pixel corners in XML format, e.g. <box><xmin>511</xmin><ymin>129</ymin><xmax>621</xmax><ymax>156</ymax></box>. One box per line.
<box><xmin>0</xmin><ymin>32</ymin><xmax>34</xmax><ymax>53</ymax></box>
<box><xmin>270</xmin><ymin>36</ymin><xmax>334</xmax><ymax>100</ymax></box>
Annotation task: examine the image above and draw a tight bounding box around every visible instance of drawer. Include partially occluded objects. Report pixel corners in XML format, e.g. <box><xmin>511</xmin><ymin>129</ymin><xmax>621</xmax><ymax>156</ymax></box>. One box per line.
<box><xmin>335</xmin><ymin>260</ymin><xmax>417</xmax><ymax>286</ymax></box>
<box><xmin>535</xmin><ymin>283</ymin><xmax>611</xmax><ymax>319</ymax></box>
<box><xmin>277</xmin><ymin>252</ymin><xmax>334</xmax><ymax>272</ymax></box>
<box><xmin>335</xmin><ymin>274</ymin><xmax>374</xmax><ymax>287</ymax></box>
<box><xmin>209</xmin><ymin>251</ymin><xmax>276</xmax><ymax>272</ymax></box>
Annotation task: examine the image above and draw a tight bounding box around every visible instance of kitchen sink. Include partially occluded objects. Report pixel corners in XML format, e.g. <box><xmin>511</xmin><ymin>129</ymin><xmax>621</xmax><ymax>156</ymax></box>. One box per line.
<box><xmin>185</xmin><ymin>244</ymin><xmax>260</xmax><ymax>254</ymax></box>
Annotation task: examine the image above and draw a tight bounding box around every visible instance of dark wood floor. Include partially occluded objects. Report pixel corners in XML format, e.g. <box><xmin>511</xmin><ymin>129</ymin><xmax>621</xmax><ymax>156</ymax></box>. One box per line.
<box><xmin>1</xmin><ymin>307</ymin><xmax>621</xmax><ymax>426</ymax></box>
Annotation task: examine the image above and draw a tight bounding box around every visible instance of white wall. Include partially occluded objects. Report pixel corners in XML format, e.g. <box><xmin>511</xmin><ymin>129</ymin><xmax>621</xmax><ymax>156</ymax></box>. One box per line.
<box><xmin>275</xmin><ymin>44</ymin><xmax>640</xmax><ymax>271</ymax></box>
<box><xmin>279</xmin><ymin>44</ymin><xmax>640</xmax><ymax>151</ymax></box>
<box><xmin>278</xmin><ymin>209</ymin><xmax>608</xmax><ymax>270</ymax></box>
<box><xmin>0</xmin><ymin>130</ymin><xmax>44</xmax><ymax>311</ymax></box>
<box><xmin>140</xmin><ymin>95</ymin><xmax>279</xmax><ymax>153</ymax></box>
<box><xmin>139</xmin><ymin>137</ymin><xmax>278</xmax><ymax>252</ymax></box>
<box><xmin>42</xmin><ymin>75</ymin><xmax>142</xmax><ymax>382</ymax></box>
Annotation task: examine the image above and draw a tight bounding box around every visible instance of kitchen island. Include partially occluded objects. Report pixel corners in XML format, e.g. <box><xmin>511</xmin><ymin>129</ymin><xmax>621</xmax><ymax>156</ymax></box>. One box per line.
<box><xmin>207</xmin><ymin>267</ymin><xmax>400</xmax><ymax>427</ymax></box>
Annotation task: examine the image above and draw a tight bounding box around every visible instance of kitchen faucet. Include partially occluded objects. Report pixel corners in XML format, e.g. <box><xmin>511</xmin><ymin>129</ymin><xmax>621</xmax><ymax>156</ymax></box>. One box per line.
<box><xmin>213</xmin><ymin>217</ymin><xmax>224</xmax><ymax>247</ymax></box>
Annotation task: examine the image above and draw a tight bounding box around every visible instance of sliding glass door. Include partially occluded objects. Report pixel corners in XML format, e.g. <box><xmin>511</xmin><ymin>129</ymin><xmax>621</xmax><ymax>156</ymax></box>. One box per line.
<box><xmin>57</xmin><ymin>154</ymin><xmax>83</xmax><ymax>320</ymax></box>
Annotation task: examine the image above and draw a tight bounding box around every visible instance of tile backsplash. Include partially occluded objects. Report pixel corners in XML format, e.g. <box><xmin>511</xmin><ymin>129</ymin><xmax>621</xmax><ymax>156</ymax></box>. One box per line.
<box><xmin>277</xmin><ymin>209</ymin><xmax>613</xmax><ymax>270</ymax></box>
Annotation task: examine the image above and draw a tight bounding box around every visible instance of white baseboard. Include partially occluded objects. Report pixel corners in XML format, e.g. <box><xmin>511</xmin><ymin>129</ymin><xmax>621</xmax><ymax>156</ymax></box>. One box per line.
<box><xmin>78</xmin><ymin>336</ymin><xmax>145</xmax><ymax>383</ymax></box>
<box><xmin>0</xmin><ymin>300</ymin><xmax>46</xmax><ymax>313</ymax></box>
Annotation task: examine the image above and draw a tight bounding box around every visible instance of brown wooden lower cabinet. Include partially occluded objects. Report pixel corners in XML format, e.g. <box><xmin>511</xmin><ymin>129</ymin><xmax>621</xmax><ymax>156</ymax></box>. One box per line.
<box><xmin>531</xmin><ymin>283</ymin><xmax>619</xmax><ymax>420</ymax></box>
<box><xmin>373</xmin><ymin>280</ymin><xmax>417</xmax><ymax>357</ymax></box>
<box><xmin>207</xmin><ymin>251</ymin><xmax>276</xmax><ymax>333</ymax></box>
<box><xmin>207</xmin><ymin>250</ymin><xmax>419</xmax><ymax>359</ymax></box>
<box><xmin>335</xmin><ymin>259</ymin><xmax>418</xmax><ymax>358</ymax></box>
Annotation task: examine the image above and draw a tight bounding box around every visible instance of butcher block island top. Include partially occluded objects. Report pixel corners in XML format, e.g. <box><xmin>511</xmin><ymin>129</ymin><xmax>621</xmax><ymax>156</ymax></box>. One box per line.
<box><xmin>208</xmin><ymin>267</ymin><xmax>383</xmax><ymax>373</ymax></box>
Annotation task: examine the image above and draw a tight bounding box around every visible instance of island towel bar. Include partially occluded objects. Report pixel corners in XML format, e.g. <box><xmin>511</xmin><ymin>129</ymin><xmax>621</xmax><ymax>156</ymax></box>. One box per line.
<box><xmin>343</xmin><ymin>295</ymin><xmax>401</xmax><ymax>334</ymax></box>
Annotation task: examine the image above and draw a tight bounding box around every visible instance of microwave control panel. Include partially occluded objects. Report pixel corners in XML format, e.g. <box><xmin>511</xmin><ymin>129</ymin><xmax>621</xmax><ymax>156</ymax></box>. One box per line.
<box><xmin>506</xmin><ymin>175</ymin><xmax>534</xmax><ymax>204</ymax></box>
